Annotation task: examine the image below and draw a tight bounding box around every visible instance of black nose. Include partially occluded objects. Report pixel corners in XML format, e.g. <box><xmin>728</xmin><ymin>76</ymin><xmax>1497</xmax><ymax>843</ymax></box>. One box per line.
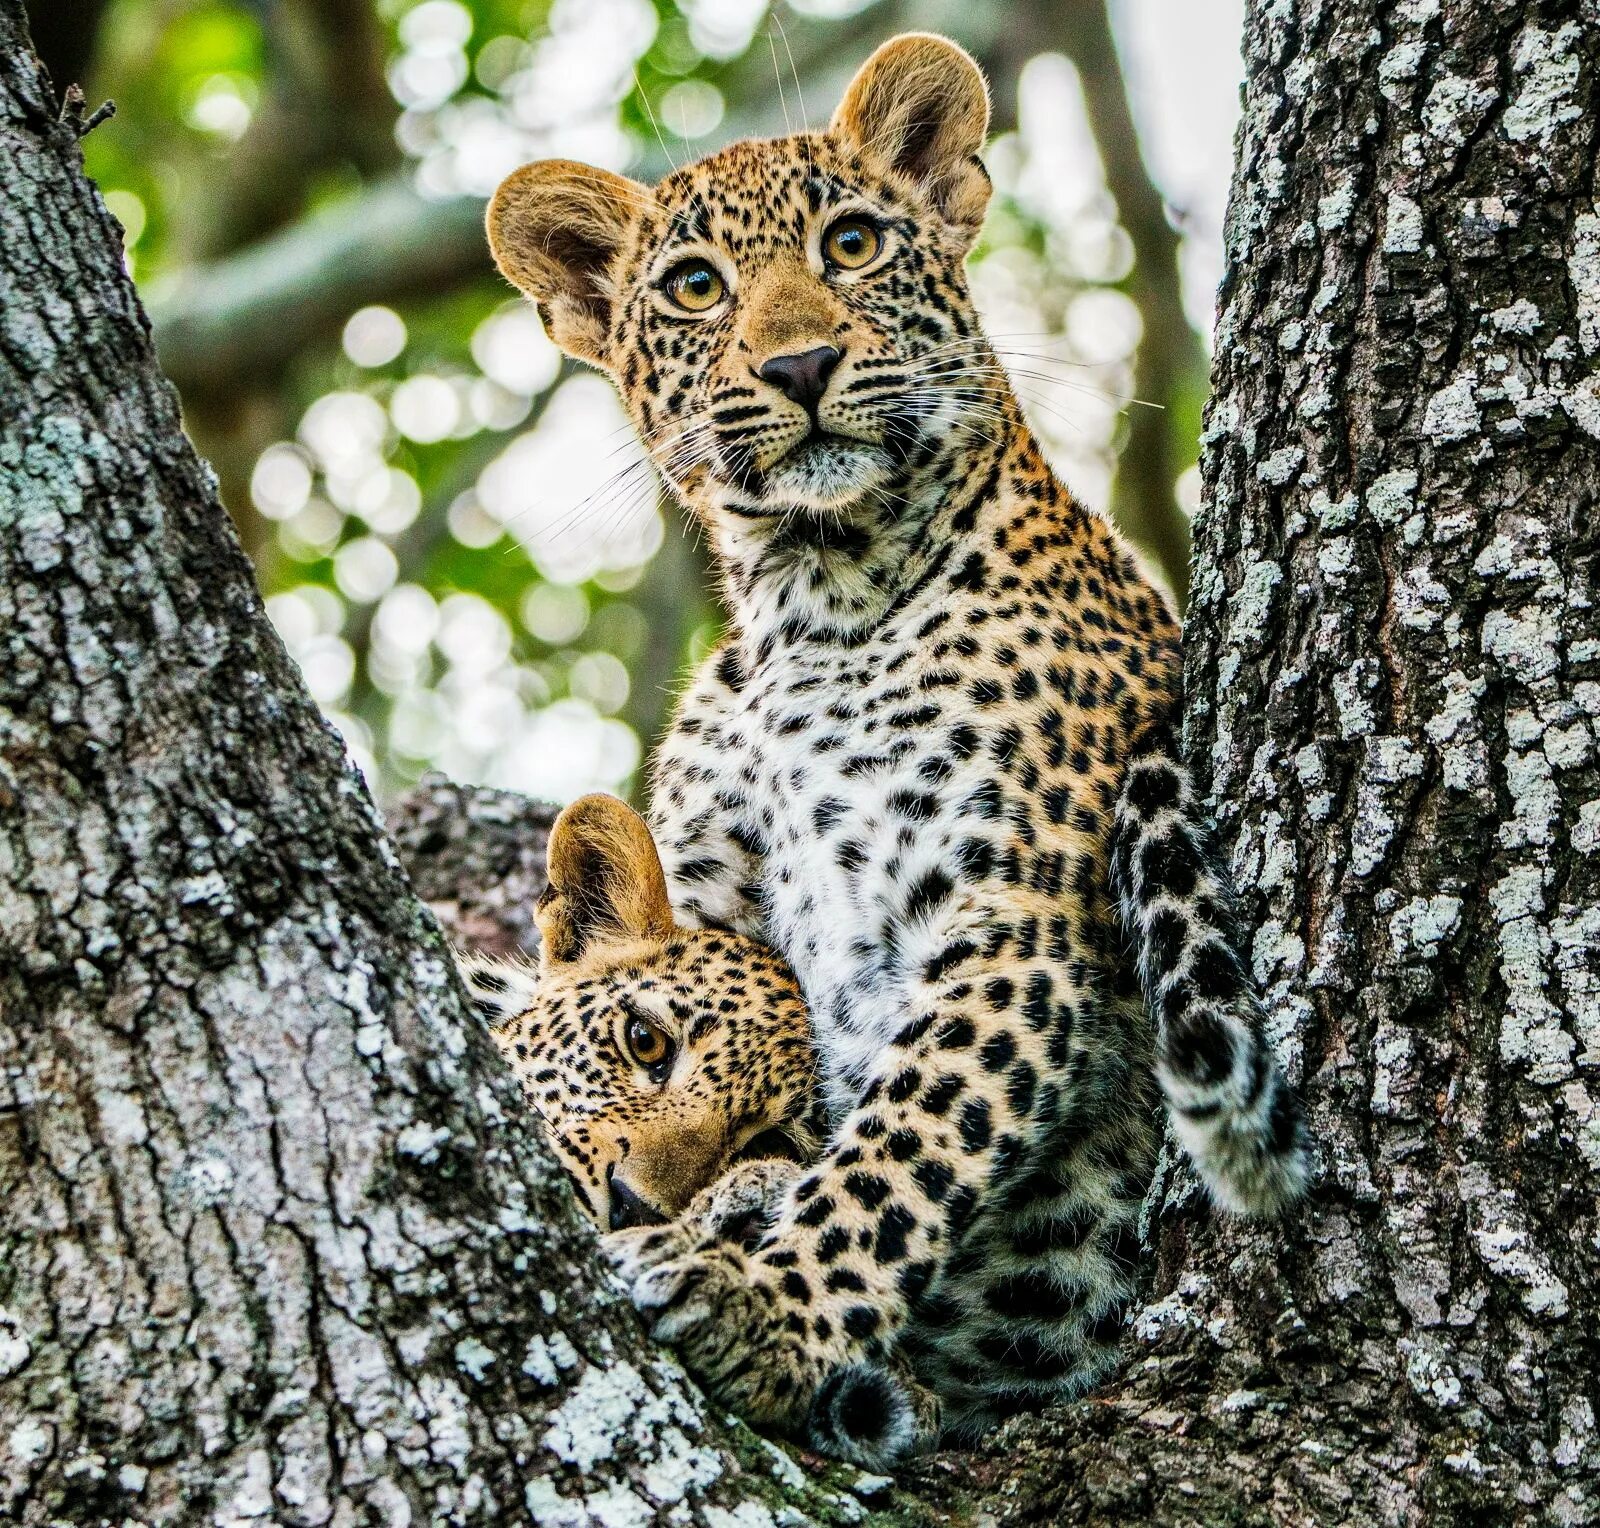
<box><xmin>758</xmin><ymin>345</ymin><xmax>841</xmax><ymax>413</ymax></box>
<box><xmin>608</xmin><ymin>1177</ymin><xmax>667</xmax><ymax>1231</ymax></box>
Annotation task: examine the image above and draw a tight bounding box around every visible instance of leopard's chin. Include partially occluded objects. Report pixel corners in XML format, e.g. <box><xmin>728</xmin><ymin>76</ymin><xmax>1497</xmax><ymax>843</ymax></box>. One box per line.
<box><xmin>763</xmin><ymin>437</ymin><xmax>894</xmax><ymax>512</ymax></box>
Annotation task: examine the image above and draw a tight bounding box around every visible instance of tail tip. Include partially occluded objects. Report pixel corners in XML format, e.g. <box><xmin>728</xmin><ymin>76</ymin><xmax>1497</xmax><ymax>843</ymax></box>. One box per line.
<box><xmin>1185</xmin><ymin>1087</ymin><xmax>1313</xmax><ymax>1218</ymax></box>
<box><xmin>807</xmin><ymin>1362</ymin><xmax>925</xmax><ymax>1468</ymax></box>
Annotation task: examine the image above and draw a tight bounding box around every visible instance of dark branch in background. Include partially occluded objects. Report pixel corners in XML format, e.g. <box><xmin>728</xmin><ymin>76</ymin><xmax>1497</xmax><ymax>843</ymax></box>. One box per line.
<box><xmin>151</xmin><ymin>176</ymin><xmax>481</xmax><ymax>398</ymax></box>
<box><xmin>21</xmin><ymin>0</ymin><xmax>109</xmax><ymax>100</ymax></box>
<box><xmin>625</xmin><ymin>508</ymin><xmax>715</xmax><ymax>786</ymax></box>
<box><xmin>1051</xmin><ymin>0</ymin><xmax>1206</xmax><ymax>607</ymax></box>
<box><xmin>193</xmin><ymin>0</ymin><xmax>396</xmax><ymax>259</ymax></box>
<box><xmin>60</xmin><ymin>83</ymin><xmax>114</xmax><ymax>136</ymax></box>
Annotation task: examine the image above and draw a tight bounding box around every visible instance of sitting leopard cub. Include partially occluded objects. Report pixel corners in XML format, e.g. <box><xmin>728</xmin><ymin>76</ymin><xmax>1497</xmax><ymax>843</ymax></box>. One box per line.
<box><xmin>488</xmin><ymin>29</ymin><xmax>1311</xmax><ymax>1467</ymax></box>
<box><xmin>458</xmin><ymin>792</ymin><xmax>826</xmax><ymax>1240</ymax></box>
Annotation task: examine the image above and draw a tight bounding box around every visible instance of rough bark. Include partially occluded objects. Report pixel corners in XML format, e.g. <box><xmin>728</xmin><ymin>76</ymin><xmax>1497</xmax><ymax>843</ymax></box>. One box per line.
<box><xmin>1180</xmin><ymin>0</ymin><xmax>1600</xmax><ymax>1515</ymax></box>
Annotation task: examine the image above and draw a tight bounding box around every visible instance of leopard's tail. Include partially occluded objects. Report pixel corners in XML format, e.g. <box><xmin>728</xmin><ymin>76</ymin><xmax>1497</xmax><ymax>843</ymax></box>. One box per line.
<box><xmin>1109</xmin><ymin>730</ymin><xmax>1311</xmax><ymax>1216</ymax></box>
<box><xmin>808</xmin><ymin>1359</ymin><xmax>940</xmax><ymax>1468</ymax></box>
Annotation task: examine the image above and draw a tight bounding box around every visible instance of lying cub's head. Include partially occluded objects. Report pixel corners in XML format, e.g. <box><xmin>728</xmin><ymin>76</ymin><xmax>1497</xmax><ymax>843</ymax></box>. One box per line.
<box><xmin>486</xmin><ymin>33</ymin><xmax>992</xmax><ymax>524</ymax></box>
<box><xmin>460</xmin><ymin>794</ymin><xmax>820</xmax><ymax>1230</ymax></box>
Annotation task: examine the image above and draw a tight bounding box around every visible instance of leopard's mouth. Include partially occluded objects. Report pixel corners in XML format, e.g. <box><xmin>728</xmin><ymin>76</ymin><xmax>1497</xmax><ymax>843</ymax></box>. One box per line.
<box><xmin>761</xmin><ymin>433</ymin><xmax>892</xmax><ymax>510</ymax></box>
<box><xmin>733</xmin><ymin>1126</ymin><xmax>806</xmax><ymax>1164</ymax></box>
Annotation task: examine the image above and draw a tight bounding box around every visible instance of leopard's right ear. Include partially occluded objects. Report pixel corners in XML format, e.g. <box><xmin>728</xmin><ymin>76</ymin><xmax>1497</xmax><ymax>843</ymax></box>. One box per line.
<box><xmin>537</xmin><ymin>793</ymin><xmax>674</xmax><ymax>965</ymax></box>
<box><xmin>486</xmin><ymin>160</ymin><xmax>652</xmax><ymax>368</ymax></box>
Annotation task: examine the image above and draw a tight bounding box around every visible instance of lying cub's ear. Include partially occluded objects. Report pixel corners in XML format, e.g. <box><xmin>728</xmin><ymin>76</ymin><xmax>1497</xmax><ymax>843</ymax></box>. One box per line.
<box><xmin>486</xmin><ymin>159</ymin><xmax>651</xmax><ymax>368</ymax></box>
<box><xmin>538</xmin><ymin>793</ymin><xmax>674</xmax><ymax>964</ymax></box>
<box><xmin>831</xmin><ymin>33</ymin><xmax>991</xmax><ymax>244</ymax></box>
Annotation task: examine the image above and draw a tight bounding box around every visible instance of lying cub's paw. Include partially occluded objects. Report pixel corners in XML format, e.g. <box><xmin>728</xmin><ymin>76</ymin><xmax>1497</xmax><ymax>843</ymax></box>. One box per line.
<box><xmin>603</xmin><ymin>1217</ymin><xmax>691</xmax><ymax>1284</ymax></box>
<box><xmin>606</xmin><ymin>1234</ymin><xmax>846</xmax><ymax>1434</ymax></box>
<box><xmin>683</xmin><ymin>1156</ymin><xmax>801</xmax><ymax>1248</ymax></box>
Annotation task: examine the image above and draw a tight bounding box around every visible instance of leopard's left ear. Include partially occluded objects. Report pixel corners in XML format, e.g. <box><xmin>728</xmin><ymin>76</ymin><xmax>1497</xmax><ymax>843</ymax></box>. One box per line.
<box><xmin>537</xmin><ymin>794</ymin><xmax>674</xmax><ymax>965</ymax></box>
<box><xmin>831</xmin><ymin>33</ymin><xmax>991</xmax><ymax>245</ymax></box>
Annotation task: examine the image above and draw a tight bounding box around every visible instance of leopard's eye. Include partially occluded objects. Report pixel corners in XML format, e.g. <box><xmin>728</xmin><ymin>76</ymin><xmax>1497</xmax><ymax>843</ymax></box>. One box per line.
<box><xmin>625</xmin><ymin>1012</ymin><xmax>676</xmax><ymax>1075</ymax></box>
<box><xmin>822</xmin><ymin>217</ymin><xmax>882</xmax><ymax>270</ymax></box>
<box><xmin>663</xmin><ymin>259</ymin><xmax>725</xmax><ymax>312</ymax></box>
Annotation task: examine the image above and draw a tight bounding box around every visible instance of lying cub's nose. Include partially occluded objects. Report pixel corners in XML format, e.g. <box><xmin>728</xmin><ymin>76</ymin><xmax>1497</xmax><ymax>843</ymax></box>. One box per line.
<box><xmin>758</xmin><ymin>345</ymin><xmax>841</xmax><ymax>413</ymax></box>
<box><xmin>609</xmin><ymin>1177</ymin><xmax>668</xmax><ymax>1231</ymax></box>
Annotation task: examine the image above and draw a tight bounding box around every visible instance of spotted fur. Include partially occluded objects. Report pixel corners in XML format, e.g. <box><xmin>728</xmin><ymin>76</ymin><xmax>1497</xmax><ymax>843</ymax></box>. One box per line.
<box><xmin>489</xmin><ymin>31</ymin><xmax>1309</xmax><ymax>1463</ymax></box>
<box><xmin>459</xmin><ymin>793</ymin><xmax>825</xmax><ymax>1229</ymax></box>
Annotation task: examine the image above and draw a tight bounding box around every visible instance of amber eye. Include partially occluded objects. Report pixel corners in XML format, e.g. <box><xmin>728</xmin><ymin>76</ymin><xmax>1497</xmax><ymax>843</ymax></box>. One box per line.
<box><xmin>663</xmin><ymin>259</ymin><xmax>725</xmax><ymax>312</ymax></box>
<box><xmin>625</xmin><ymin>1012</ymin><xmax>676</xmax><ymax>1075</ymax></box>
<box><xmin>823</xmin><ymin>217</ymin><xmax>882</xmax><ymax>270</ymax></box>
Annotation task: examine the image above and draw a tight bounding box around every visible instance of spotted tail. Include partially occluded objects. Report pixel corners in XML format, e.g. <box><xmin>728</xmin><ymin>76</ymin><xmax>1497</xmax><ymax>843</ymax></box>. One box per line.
<box><xmin>1109</xmin><ymin>732</ymin><xmax>1311</xmax><ymax>1216</ymax></box>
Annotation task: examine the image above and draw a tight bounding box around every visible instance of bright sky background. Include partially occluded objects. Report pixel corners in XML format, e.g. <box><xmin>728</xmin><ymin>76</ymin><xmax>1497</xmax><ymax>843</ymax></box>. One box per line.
<box><xmin>1115</xmin><ymin>0</ymin><xmax>1248</xmax><ymax>334</ymax></box>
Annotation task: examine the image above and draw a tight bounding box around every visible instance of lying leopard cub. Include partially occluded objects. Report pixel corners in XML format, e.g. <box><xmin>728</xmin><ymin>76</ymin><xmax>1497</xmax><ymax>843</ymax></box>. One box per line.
<box><xmin>458</xmin><ymin>792</ymin><xmax>826</xmax><ymax>1237</ymax></box>
<box><xmin>461</xmin><ymin>792</ymin><xmax>940</xmax><ymax>1459</ymax></box>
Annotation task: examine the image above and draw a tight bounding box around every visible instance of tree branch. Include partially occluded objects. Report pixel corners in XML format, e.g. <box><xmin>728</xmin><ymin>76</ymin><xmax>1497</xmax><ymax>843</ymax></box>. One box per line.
<box><xmin>1052</xmin><ymin>0</ymin><xmax>1206</xmax><ymax>606</ymax></box>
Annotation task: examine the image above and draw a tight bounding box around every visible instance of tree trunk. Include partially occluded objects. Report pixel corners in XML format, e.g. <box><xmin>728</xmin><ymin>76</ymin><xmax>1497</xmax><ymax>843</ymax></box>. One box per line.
<box><xmin>5</xmin><ymin>1</ymin><xmax>1599</xmax><ymax>1524</ymax></box>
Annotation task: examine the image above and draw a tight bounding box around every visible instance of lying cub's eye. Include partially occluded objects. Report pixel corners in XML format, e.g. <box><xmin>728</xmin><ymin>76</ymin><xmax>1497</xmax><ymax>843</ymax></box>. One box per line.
<box><xmin>823</xmin><ymin>217</ymin><xmax>882</xmax><ymax>270</ymax></box>
<box><xmin>625</xmin><ymin>1012</ymin><xmax>676</xmax><ymax>1076</ymax></box>
<box><xmin>663</xmin><ymin>260</ymin><xmax>725</xmax><ymax>312</ymax></box>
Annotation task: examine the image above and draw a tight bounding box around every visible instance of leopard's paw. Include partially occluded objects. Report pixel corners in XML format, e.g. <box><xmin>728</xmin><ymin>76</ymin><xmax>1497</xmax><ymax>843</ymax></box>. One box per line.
<box><xmin>681</xmin><ymin>1156</ymin><xmax>801</xmax><ymax>1248</ymax></box>
<box><xmin>618</xmin><ymin>1239</ymin><xmax>836</xmax><ymax>1431</ymax></box>
<box><xmin>602</xmin><ymin>1217</ymin><xmax>693</xmax><ymax>1285</ymax></box>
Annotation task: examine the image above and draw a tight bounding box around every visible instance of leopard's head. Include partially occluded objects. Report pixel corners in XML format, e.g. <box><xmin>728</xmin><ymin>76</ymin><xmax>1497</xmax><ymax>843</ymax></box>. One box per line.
<box><xmin>487</xmin><ymin>33</ymin><xmax>992</xmax><ymax>533</ymax></box>
<box><xmin>490</xmin><ymin>793</ymin><xmax>819</xmax><ymax>1230</ymax></box>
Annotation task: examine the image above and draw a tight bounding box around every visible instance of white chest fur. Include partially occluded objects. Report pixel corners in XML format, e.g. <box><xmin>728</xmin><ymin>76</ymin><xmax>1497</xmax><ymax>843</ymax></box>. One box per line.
<box><xmin>717</xmin><ymin>623</ymin><xmax>998</xmax><ymax>1117</ymax></box>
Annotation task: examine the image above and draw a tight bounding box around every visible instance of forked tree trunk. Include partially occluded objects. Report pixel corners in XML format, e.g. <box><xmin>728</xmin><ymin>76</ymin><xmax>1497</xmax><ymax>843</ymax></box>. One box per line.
<box><xmin>3</xmin><ymin>1</ymin><xmax>1598</xmax><ymax>1524</ymax></box>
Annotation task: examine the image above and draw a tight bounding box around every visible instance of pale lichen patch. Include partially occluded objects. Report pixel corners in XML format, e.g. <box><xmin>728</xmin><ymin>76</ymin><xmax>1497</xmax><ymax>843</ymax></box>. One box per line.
<box><xmin>1316</xmin><ymin>172</ymin><xmax>1356</xmax><ymax>231</ymax></box>
<box><xmin>1470</xmin><ymin>1213</ymin><xmax>1570</xmax><ymax>1318</ymax></box>
<box><xmin>1389</xmin><ymin>896</ymin><xmax>1463</xmax><ymax>960</ymax></box>
<box><xmin>0</xmin><ymin>1308</ymin><xmax>30</xmax><ymax>1379</ymax></box>
<box><xmin>703</xmin><ymin>1504</ymin><xmax>781</xmax><ymax>1528</ymax></box>
<box><xmin>453</xmin><ymin>1337</ymin><xmax>495</xmax><ymax>1382</ymax></box>
<box><xmin>541</xmin><ymin>1358</ymin><xmax>704</xmax><ymax>1477</ymax></box>
<box><xmin>1423</xmin><ymin>71</ymin><xmax>1495</xmax><ymax>143</ymax></box>
<box><xmin>1503</xmin><ymin>22</ymin><xmax>1582</xmax><ymax>144</ymax></box>
<box><xmin>1489</xmin><ymin>299</ymin><xmax>1541</xmax><ymax>336</ymax></box>
<box><xmin>1422</xmin><ymin>374</ymin><xmax>1482</xmax><ymax>442</ymax></box>
<box><xmin>1383</xmin><ymin>193</ymin><xmax>1423</xmax><ymax>253</ymax></box>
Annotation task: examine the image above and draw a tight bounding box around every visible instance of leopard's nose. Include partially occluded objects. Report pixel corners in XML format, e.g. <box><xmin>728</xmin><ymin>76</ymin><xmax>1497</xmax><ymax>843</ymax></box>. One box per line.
<box><xmin>758</xmin><ymin>345</ymin><xmax>841</xmax><ymax>413</ymax></box>
<box><xmin>608</xmin><ymin>1176</ymin><xmax>668</xmax><ymax>1231</ymax></box>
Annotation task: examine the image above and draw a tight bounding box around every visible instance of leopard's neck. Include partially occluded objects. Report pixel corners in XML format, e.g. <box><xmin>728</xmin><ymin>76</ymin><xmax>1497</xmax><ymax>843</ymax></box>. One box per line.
<box><xmin>702</xmin><ymin>380</ymin><xmax>1045</xmax><ymax>659</ymax></box>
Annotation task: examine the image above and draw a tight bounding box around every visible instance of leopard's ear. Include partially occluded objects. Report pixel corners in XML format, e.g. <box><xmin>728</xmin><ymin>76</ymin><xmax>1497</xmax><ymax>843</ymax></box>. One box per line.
<box><xmin>486</xmin><ymin>159</ymin><xmax>652</xmax><ymax>368</ymax></box>
<box><xmin>537</xmin><ymin>794</ymin><xmax>674</xmax><ymax>965</ymax></box>
<box><xmin>831</xmin><ymin>33</ymin><xmax>991</xmax><ymax>244</ymax></box>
